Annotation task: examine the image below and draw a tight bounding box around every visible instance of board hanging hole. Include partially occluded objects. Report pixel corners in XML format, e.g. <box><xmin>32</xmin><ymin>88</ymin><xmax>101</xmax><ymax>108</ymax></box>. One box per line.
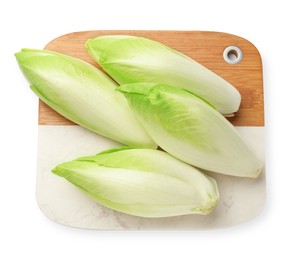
<box><xmin>223</xmin><ymin>46</ymin><xmax>242</xmax><ymax>64</ymax></box>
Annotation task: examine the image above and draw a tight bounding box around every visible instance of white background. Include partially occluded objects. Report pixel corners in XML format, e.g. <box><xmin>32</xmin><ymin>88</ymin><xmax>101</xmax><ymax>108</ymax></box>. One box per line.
<box><xmin>1</xmin><ymin>0</ymin><xmax>302</xmax><ymax>259</ymax></box>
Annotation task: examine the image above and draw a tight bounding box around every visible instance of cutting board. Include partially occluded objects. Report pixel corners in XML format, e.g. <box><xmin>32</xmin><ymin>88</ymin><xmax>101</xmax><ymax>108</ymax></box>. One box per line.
<box><xmin>36</xmin><ymin>31</ymin><xmax>265</xmax><ymax>229</ymax></box>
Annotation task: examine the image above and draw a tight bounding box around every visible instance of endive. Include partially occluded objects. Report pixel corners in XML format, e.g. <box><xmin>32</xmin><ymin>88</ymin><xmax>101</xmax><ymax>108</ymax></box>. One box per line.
<box><xmin>15</xmin><ymin>49</ymin><xmax>156</xmax><ymax>148</ymax></box>
<box><xmin>85</xmin><ymin>35</ymin><xmax>241</xmax><ymax>115</ymax></box>
<box><xmin>118</xmin><ymin>83</ymin><xmax>263</xmax><ymax>178</ymax></box>
<box><xmin>52</xmin><ymin>147</ymin><xmax>219</xmax><ymax>218</ymax></box>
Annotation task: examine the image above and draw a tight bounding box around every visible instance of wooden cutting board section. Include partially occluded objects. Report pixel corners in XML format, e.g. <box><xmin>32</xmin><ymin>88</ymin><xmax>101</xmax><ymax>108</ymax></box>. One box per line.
<box><xmin>40</xmin><ymin>30</ymin><xmax>264</xmax><ymax>126</ymax></box>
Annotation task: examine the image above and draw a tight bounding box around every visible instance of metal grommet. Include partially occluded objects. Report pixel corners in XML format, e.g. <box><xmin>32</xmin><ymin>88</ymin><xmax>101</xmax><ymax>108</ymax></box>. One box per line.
<box><xmin>223</xmin><ymin>46</ymin><xmax>242</xmax><ymax>64</ymax></box>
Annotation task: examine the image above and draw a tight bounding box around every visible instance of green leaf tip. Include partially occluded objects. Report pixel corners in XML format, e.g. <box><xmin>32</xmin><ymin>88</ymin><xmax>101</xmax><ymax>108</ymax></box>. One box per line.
<box><xmin>117</xmin><ymin>83</ymin><xmax>155</xmax><ymax>95</ymax></box>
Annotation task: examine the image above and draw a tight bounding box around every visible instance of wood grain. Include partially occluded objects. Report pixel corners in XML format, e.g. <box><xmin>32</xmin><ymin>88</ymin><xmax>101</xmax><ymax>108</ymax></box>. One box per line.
<box><xmin>40</xmin><ymin>30</ymin><xmax>264</xmax><ymax>126</ymax></box>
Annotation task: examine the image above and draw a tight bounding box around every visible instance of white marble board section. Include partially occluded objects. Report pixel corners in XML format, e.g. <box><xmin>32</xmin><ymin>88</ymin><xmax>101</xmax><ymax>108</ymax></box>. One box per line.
<box><xmin>36</xmin><ymin>125</ymin><xmax>265</xmax><ymax>230</ymax></box>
